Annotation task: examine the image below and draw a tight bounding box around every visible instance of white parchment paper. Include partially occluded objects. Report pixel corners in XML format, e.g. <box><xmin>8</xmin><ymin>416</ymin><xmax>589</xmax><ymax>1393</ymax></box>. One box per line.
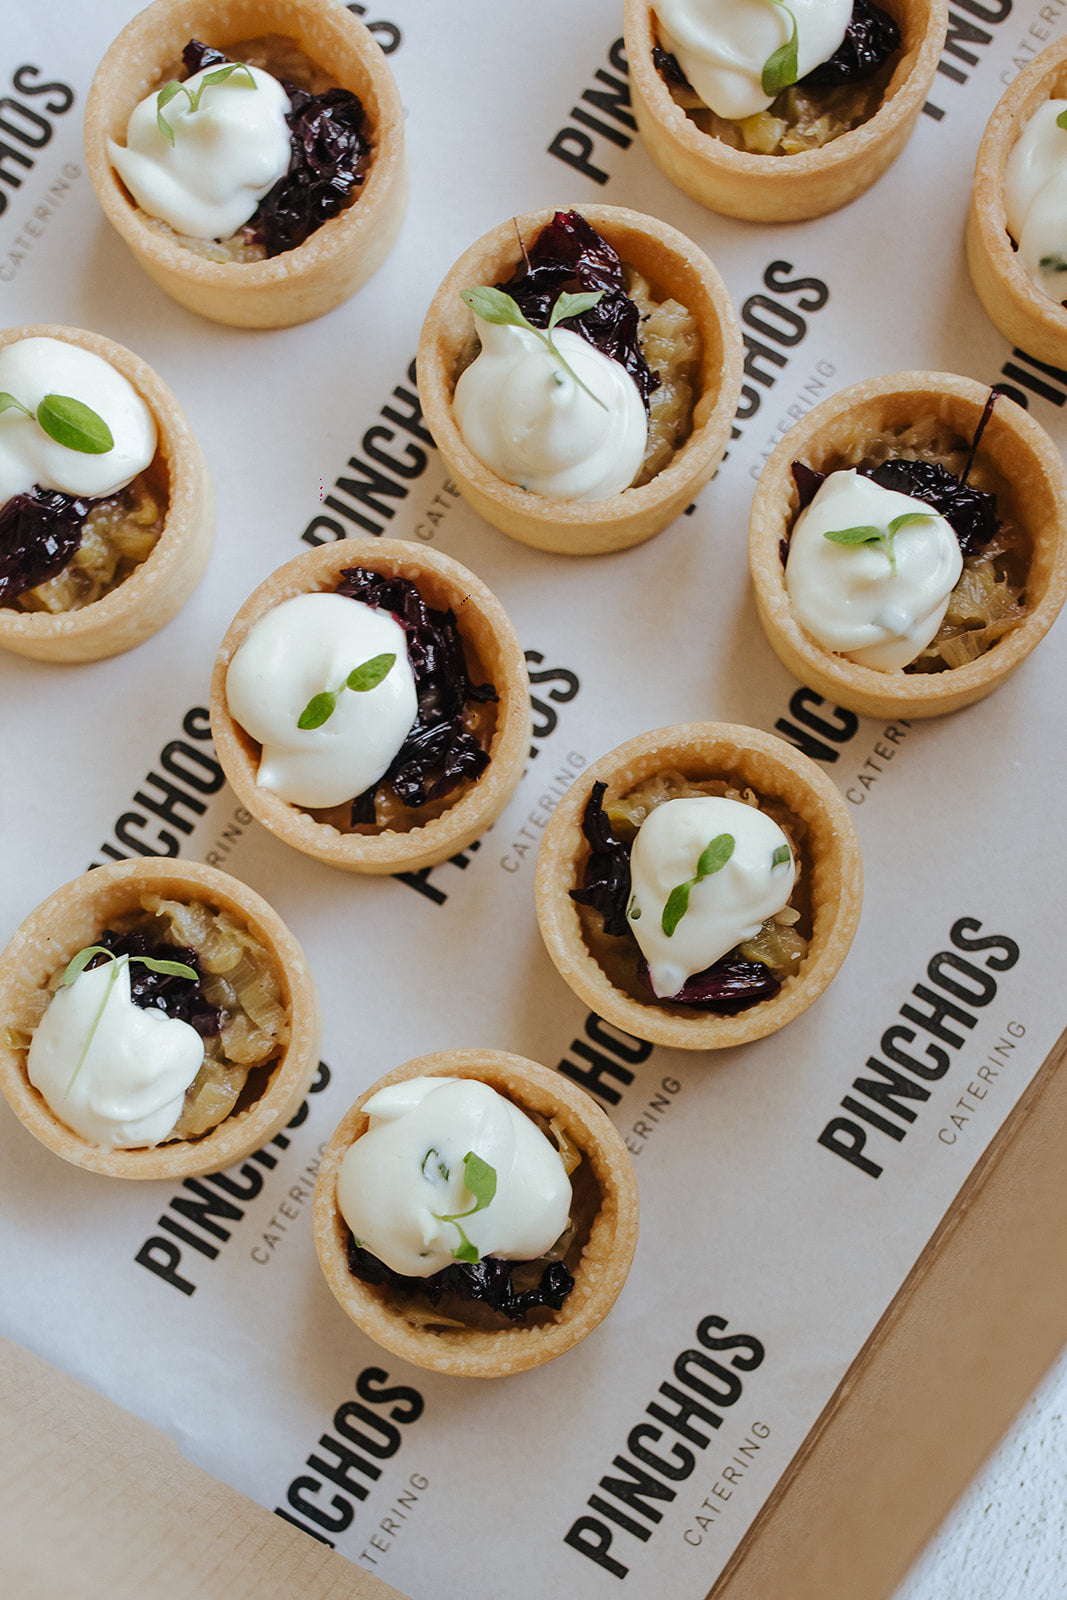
<box><xmin>1</xmin><ymin>3</ymin><xmax>1065</xmax><ymax>1597</ymax></box>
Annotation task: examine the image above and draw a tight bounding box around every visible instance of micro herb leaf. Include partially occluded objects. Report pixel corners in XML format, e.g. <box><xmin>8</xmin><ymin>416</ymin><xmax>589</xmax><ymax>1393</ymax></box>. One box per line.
<box><xmin>762</xmin><ymin>0</ymin><xmax>800</xmax><ymax>95</ymax></box>
<box><xmin>887</xmin><ymin>512</ymin><xmax>930</xmax><ymax>534</ymax></box>
<box><xmin>0</xmin><ymin>392</ymin><xmax>34</xmax><ymax>420</ymax></box>
<box><xmin>628</xmin><ymin>897</ymin><xmax>642</xmax><ymax>921</ymax></box>
<box><xmin>823</xmin><ymin>523</ymin><xmax>883</xmax><ymax>548</ymax></box>
<box><xmin>662</xmin><ymin>832</ymin><xmax>735</xmax><ymax>937</ymax></box>
<box><xmin>37</xmin><ymin>394</ymin><xmax>114</xmax><ymax>455</ymax></box>
<box><xmin>772</xmin><ymin>844</ymin><xmax>791</xmax><ymax>868</ymax></box>
<box><xmin>422</xmin><ymin>1148</ymin><xmax>449</xmax><ymax>1182</ymax></box>
<box><xmin>136</xmin><ymin>955</ymin><xmax>198</xmax><ymax>981</ymax></box>
<box><xmin>156</xmin><ymin>62</ymin><xmax>256</xmax><ymax>143</ymax></box>
<box><xmin>1058</xmin><ymin>108</ymin><xmax>1067</xmax><ymax>131</ymax></box>
<box><xmin>297</xmin><ymin>691</ymin><xmax>337</xmax><ymax>731</ymax></box>
<box><xmin>431</xmin><ymin>1151</ymin><xmax>498</xmax><ymax>1262</ymax></box>
<box><xmin>824</xmin><ymin>509</ymin><xmax>935</xmax><ymax>577</ymax></box>
<box><xmin>346</xmin><ymin>652</ymin><xmax>395</xmax><ymax>693</ymax></box>
<box><xmin>61</xmin><ymin>945</ymin><xmax>113</xmax><ymax>986</ymax></box>
<box><xmin>298</xmin><ymin>651</ymin><xmax>395</xmax><ymax>730</ymax></box>
<box><xmin>461</xmin><ymin>284</ymin><xmax>609</xmax><ymax>412</ymax></box>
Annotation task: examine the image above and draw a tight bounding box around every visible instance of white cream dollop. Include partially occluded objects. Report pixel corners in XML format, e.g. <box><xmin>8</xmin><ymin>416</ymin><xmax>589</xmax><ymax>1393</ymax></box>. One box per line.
<box><xmin>1003</xmin><ymin>99</ymin><xmax>1067</xmax><ymax>304</ymax></box>
<box><xmin>27</xmin><ymin>957</ymin><xmax>204</xmax><ymax>1150</ymax></box>
<box><xmin>225</xmin><ymin>591</ymin><xmax>418</xmax><ymax>809</ymax></box>
<box><xmin>108</xmin><ymin>62</ymin><xmax>292</xmax><ymax>240</ymax></box>
<box><xmin>628</xmin><ymin>796</ymin><xmax>796</xmax><ymax>999</ymax></box>
<box><xmin>653</xmin><ymin>0</ymin><xmax>852</xmax><ymax>120</ymax></box>
<box><xmin>453</xmin><ymin>317</ymin><xmax>648</xmax><ymax>501</ymax></box>
<box><xmin>0</xmin><ymin>337</ymin><xmax>157</xmax><ymax>504</ymax></box>
<box><xmin>785</xmin><ymin>469</ymin><xmax>963</xmax><ymax>671</ymax></box>
<box><xmin>336</xmin><ymin>1076</ymin><xmax>573</xmax><ymax>1277</ymax></box>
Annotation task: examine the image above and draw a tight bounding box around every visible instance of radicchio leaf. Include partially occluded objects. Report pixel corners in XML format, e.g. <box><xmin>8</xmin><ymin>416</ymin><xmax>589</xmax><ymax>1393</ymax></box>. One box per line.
<box><xmin>800</xmin><ymin>0</ymin><xmax>900</xmax><ymax>88</ymax></box>
<box><xmin>335</xmin><ymin>567</ymin><xmax>497</xmax><ymax>817</ymax></box>
<box><xmin>0</xmin><ymin>487</ymin><xmax>90</xmax><ymax>604</ymax></box>
<box><xmin>569</xmin><ymin>780</ymin><xmax>632</xmax><ymax>939</ymax></box>
<box><xmin>496</xmin><ymin>210</ymin><xmax>658</xmax><ymax>412</ymax></box>
<box><xmin>640</xmin><ymin>954</ymin><xmax>783</xmax><ymax>1013</ymax></box>
<box><xmin>345</xmin><ymin>1236</ymin><xmax>575</xmax><ymax>1322</ymax></box>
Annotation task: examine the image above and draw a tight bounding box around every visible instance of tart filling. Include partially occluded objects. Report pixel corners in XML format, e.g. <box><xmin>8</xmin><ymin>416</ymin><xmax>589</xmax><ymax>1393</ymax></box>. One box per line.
<box><xmin>109</xmin><ymin>36</ymin><xmax>370</xmax><ymax>264</ymax></box>
<box><xmin>0</xmin><ymin>336</ymin><xmax>166</xmax><ymax>616</ymax></box>
<box><xmin>13</xmin><ymin>893</ymin><xmax>290</xmax><ymax>1149</ymax></box>
<box><xmin>653</xmin><ymin>0</ymin><xmax>900</xmax><ymax>156</ymax></box>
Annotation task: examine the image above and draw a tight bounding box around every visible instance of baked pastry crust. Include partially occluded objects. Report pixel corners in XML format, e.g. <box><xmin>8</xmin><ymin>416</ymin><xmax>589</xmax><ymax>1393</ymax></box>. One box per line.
<box><xmin>748</xmin><ymin>370</ymin><xmax>1067</xmax><ymax>719</ymax></box>
<box><xmin>0</xmin><ymin>859</ymin><xmax>321</xmax><ymax>1178</ymax></box>
<box><xmin>623</xmin><ymin>0</ymin><xmax>946</xmax><ymax>222</ymax></box>
<box><xmin>416</xmin><ymin>204</ymin><xmax>742</xmax><ymax>555</ymax></box>
<box><xmin>536</xmin><ymin>723</ymin><xmax>862</xmax><ymax>1049</ymax></box>
<box><xmin>0</xmin><ymin>323</ymin><xmax>212</xmax><ymax>663</ymax></box>
<box><xmin>967</xmin><ymin>37</ymin><xmax>1067</xmax><ymax>366</ymax></box>
<box><xmin>313</xmin><ymin>1049</ymin><xmax>640</xmax><ymax>1377</ymax></box>
<box><xmin>210</xmin><ymin>539</ymin><xmax>531</xmax><ymax>872</ymax></box>
<box><xmin>84</xmin><ymin>0</ymin><xmax>407</xmax><ymax>328</ymax></box>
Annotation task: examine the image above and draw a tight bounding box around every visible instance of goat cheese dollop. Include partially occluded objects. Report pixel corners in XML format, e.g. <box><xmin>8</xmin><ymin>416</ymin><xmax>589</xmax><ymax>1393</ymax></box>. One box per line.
<box><xmin>109</xmin><ymin>61</ymin><xmax>292</xmax><ymax>239</ymax></box>
<box><xmin>337</xmin><ymin>1076</ymin><xmax>573</xmax><ymax>1276</ymax></box>
<box><xmin>1004</xmin><ymin>99</ymin><xmax>1067</xmax><ymax>303</ymax></box>
<box><xmin>653</xmin><ymin>0</ymin><xmax>853</xmax><ymax>121</ymax></box>
<box><xmin>454</xmin><ymin>317</ymin><xmax>648</xmax><ymax>501</ymax></box>
<box><xmin>628</xmin><ymin>796</ymin><xmax>796</xmax><ymax>999</ymax></box>
<box><xmin>27</xmin><ymin>957</ymin><xmax>204</xmax><ymax>1149</ymax></box>
<box><xmin>0</xmin><ymin>337</ymin><xmax>156</xmax><ymax>504</ymax></box>
<box><xmin>785</xmin><ymin>469</ymin><xmax>963</xmax><ymax>671</ymax></box>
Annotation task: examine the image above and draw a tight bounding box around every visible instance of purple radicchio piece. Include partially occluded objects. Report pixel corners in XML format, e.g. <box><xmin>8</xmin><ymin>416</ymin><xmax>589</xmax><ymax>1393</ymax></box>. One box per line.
<box><xmin>335</xmin><ymin>567</ymin><xmax>497</xmax><ymax>821</ymax></box>
<box><xmin>496</xmin><ymin>209</ymin><xmax>659</xmax><ymax>413</ymax></box>
<box><xmin>0</xmin><ymin>488</ymin><xmax>90</xmax><ymax>604</ymax></box>
<box><xmin>569</xmin><ymin>780</ymin><xmax>633</xmax><ymax>939</ymax></box>
<box><xmin>94</xmin><ymin>929</ymin><xmax>224</xmax><ymax>1039</ymax></box>
<box><xmin>640</xmin><ymin>953</ymin><xmax>783</xmax><ymax>1013</ymax></box>
<box><xmin>800</xmin><ymin>0</ymin><xmax>900</xmax><ymax>88</ymax></box>
<box><xmin>345</xmin><ymin>1235</ymin><xmax>575</xmax><ymax>1322</ymax></box>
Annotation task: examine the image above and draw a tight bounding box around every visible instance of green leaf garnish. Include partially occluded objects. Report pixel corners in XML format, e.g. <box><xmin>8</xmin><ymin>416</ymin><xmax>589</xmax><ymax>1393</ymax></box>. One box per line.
<box><xmin>1058</xmin><ymin>108</ymin><xmax>1067</xmax><ymax>132</ymax></box>
<box><xmin>297</xmin><ymin>652</ymin><xmax>396</xmax><ymax>731</ymax></box>
<box><xmin>135</xmin><ymin>955</ymin><xmax>199</xmax><ymax>981</ymax></box>
<box><xmin>156</xmin><ymin>61</ymin><xmax>256</xmax><ymax>144</ymax></box>
<box><xmin>771</xmin><ymin>844</ymin><xmax>791</xmax><ymax>868</ymax></box>
<box><xmin>421</xmin><ymin>1148</ymin><xmax>449</xmax><ymax>1182</ymax></box>
<box><xmin>627</xmin><ymin>897</ymin><xmax>641</xmax><ymax>921</ymax></box>
<box><xmin>432</xmin><ymin>1151</ymin><xmax>498</xmax><ymax>1262</ymax></box>
<box><xmin>58</xmin><ymin>946</ymin><xmax>198</xmax><ymax>1095</ymax></box>
<box><xmin>762</xmin><ymin>0</ymin><xmax>799</xmax><ymax>96</ymax></box>
<box><xmin>662</xmin><ymin>832</ymin><xmax>736</xmax><ymax>938</ymax></box>
<box><xmin>61</xmin><ymin>945</ymin><xmax>114</xmax><ymax>986</ymax></box>
<box><xmin>823</xmin><ymin>509</ymin><xmax>934</xmax><ymax>577</ymax></box>
<box><xmin>461</xmin><ymin>284</ymin><xmax>609</xmax><ymax>412</ymax></box>
<box><xmin>37</xmin><ymin>393</ymin><xmax>114</xmax><ymax>454</ymax></box>
<box><xmin>0</xmin><ymin>391</ymin><xmax>113</xmax><ymax>455</ymax></box>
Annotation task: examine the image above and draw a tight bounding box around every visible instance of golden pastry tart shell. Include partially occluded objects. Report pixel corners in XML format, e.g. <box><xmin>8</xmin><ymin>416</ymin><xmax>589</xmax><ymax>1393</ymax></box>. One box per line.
<box><xmin>536</xmin><ymin>723</ymin><xmax>862</xmax><ymax>1050</ymax></box>
<box><xmin>85</xmin><ymin>0</ymin><xmax>407</xmax><ymax>329</ymax></box>
<box><xmin>967</xmin><ymin>37</ymin><xmax>1067</xmax><ymax>366</ymax></box>
<box><xmin>314</xmin><ymin>1049</ymin><xmax>640</xmax><ymax>1377</ymax></box>
<box><xmin>0</xmin><ymin>859</ymin><xmax>321</xmax><ymax>1178</ymax></box>
<box><xmin>748</xmin><ymin>370</ymin><xmax>1067</xmax><ymax>719</ymax></box>
<box><xmin>0</xmin><ymin>323</ymin><xmax>213</xmax><ymax>663</ymax></box>
<box><xmin>623</xmin><ymin>0</ymin><xmax>946</xmax><ymax>222</ymax></box>
<box><xmin>416</xmin><ymin>204</ymin><xmax>743</xmax><ymax>555</ymax></box>
<box><xmin>209</xmin><ymin>539</ymin><xmax>531</xmax><ymax>873</ymax></box>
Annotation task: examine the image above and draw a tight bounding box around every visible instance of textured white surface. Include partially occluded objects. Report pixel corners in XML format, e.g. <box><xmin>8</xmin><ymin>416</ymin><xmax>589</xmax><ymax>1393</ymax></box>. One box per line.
<box><xmin>892</xmin><ymin>1345</ymin><xmax>1067</xmax><ymax>1599</ymax></box>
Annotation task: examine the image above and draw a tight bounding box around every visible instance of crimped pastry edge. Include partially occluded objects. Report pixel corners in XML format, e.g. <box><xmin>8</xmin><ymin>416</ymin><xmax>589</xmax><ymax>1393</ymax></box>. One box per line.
<box><xmin>209</xmin><ymin>539</ymin><xmax>531</xmax><ymax>873</ymax></box>
<box><xmin>535</xmin><ymin>723</ymin><xmax>863</xmax><ymax>1049</ymax></box>
<box><xmin>313</xmin><ymin>1050</ymin><xmax>640</xmax><ymax>1377</ymax></box>
<box><xmin>0</xmin><ymin>859</ymin><xmax>321</xmax><ymax>1178</ymax></box>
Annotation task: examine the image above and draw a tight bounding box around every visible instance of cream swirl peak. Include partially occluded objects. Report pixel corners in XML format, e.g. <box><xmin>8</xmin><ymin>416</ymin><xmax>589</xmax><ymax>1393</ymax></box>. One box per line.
<box><xmin>108</xmin><ymin>61</ymin><xmax>291</xmax><ymax>239</ymax></box>
<box><xmin>653</xmin><ymin>0</ymin><xmax>853</xmax><ymax>120</ymax></box>
<box><xmin>1004</xmin><ymin>100</ymin><xmax>1067</xmax><ymax>304</ymax></box>
<box><xmin>336</xmin><ymin>1076</ymin><xmax>573</xmax><ymax>1277</ymax></box>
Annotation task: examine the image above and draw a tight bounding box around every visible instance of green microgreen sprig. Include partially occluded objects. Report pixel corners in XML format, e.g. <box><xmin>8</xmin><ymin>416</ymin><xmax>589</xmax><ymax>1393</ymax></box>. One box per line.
<box><xmin>59</xmin><ymin>946</ymin><xmax>198</xmax><ymax>1096</ymax></box>
<box><xmin>762</xmin><ymin>0</ymin><xmax>800</xmax><ymax>96</ymax></box>
<box><xmin>156</xmin><ymin>62</ymin><xmax>257</xmax><ymax>145</ymax></box>
<box><xmin>1057</xmin><ymin>108</ymin><xmax>1067</xmax><ymax>132</ymax></box>
<box><xmin>0</xmin><ymin>391</ymin><xmax>114</xmax><ymax>455</ymax></box>
<box><xmin>431</xmin><ymin>1151</ymin><xmax>498</xmax><ymax>1263</ymax></box>
<box><xmin>297</xmin><ymin>652</ymin><xmax>396</xmax><ymax>731</ymax></box>
<box><xmin>662</xmin><ymin>833</ymin><xmax>736</xmax><ymax>938</ymax></box>
<box><xmin>822</xmin><ymin>510</ymin><xmax>933</xmax><ymax>577</ymax></box>
<box><xmin>771</xmin><ymin>843</ymin><xmax>791</xmax><ymax>868</ymax></box>
<box><xmin>461</xmin><ymin>285</ymin><xmax>610</xmax><ymax>412</ymax></box>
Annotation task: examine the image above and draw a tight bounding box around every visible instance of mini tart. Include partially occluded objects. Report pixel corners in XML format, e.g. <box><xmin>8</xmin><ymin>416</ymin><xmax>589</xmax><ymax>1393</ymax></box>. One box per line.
<box><xmin>748</xmin><ymin>371</ymin><xmax>1067</xmax><ymax>719</ymax></box>
<box><xmin>623</xmin><ymin>0</ymin><xmax>945</xmax><ymax>222</ymax></box>
<box><xmin>210</xmin><ymin>539</ymin><xmax>531</xmax><ymax>873</ymax></box>
<box><xmin>967</xmin><ymin>37</ymin><xmax>1067</xmax><ymax>367</ymax></box>
<box><xmin>0</xmin><ymin>859</ymin><xmax>321</xmax><ymax>1179</ymax></box>
<box><xmin>85</xmin><ymin>0</ymin><xmax>407</xmax><ymax>328</ymax></box>
<box><xmin>0</xmin><ymin>323</ymin><xmax>212</xmax><ymax>664</ymax></box>
<box><xmin>416</xmin><ymin>204</ymin><xmax>742</xmax><ymax>555</ymax></box>
<box><xmin>314</xmin><ymin>1050</ymin><xmax>640</xmax><ymax>1377</ymax></box>
<box><xmin>536</xmin><ymin>724</ymin><xmax>862</xmax><ymax>1050</ymax></box>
